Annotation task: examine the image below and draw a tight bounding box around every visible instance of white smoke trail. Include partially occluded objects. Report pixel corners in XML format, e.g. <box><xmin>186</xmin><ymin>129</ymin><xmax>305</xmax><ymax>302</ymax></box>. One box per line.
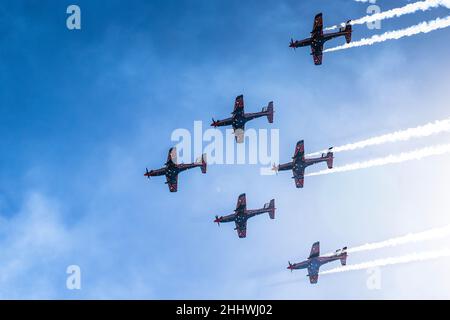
<box><xmin>320</xmin><ymin>249</ymin><xmax>450</xmax><ymax>274</ymax></box>
<box><xmin>306</xmin><ymin>144</ymin><xmax>450</xmax><ymax>177</ymax></box>
<box><xmin>324</xmin><ymin>15</ymin><xmax>450</xmax><ymax>52</ymax></box>
<box><xmin>324</xmin><ymin>224</ymin><xmax>450</xmax><ymax>257</ymax></box>
<box><xmin>324</xmin><ymin>0</ymin><xmax>450</xmax><ymax>31</ymax></box>
<box><xmin>307</xmin><ymin>117</ymin><xmax>450</xmax><ymax>157</ymax></box>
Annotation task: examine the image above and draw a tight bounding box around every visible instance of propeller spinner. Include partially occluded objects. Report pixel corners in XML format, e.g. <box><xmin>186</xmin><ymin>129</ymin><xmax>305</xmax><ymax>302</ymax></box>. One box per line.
<box><xmin>211</xmin><ymin>118</ymin><xmax>219</xmax><ymax>128</ymax></box>
<box><xmin>288</xmin><ymin>261</ymin><xmax>294</xmax><ymax>272</ymax></box>
<box><xmin>272</xmin><ymin>163</ymin><xmax>279</xmax><ymax>174</ymax></box>
<box><xmin>289</xmin><ymin>38</ymin><xmax>296</xmax><ymax>49</ymax></box>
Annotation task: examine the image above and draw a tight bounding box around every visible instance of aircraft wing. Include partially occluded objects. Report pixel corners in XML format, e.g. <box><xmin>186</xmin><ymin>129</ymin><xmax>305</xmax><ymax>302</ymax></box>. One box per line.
<box><xmin>235</xmin><ymin>218</ymin><xmax>247</xmax><ymax>238</ymax></box>
<box><xmin>312</xmin><ymin>13</ymin><xmax>323</xmax><ymax>35</ymax></box>
<box><xmin>293</xmin><ymin>166</ymin><xmax>305</xmax><ymax>188</ymax></box>
<box><xmin>311</xmin><ymin>45</ymin><xmax>323</xmax><ymax>65</ymax></box>
<box><xmin>307</xmin><ymin>264</ymin><xmax>320</xmax><ymax>284</ymax></box>
<box><xmin>233</xmin><ymin>95</ymin><xmax>244</xmax><ymax>113</ymax></box>
<box><xmin>309</xmin><ymin>241</ymin><xmax>320</xmax><ymax>259</ymax></box>
<box><xmin>294</xmin><ymin>174</ymin><xmax>305</xmax><ymax>188</ymax></box>
<box><xmin>165</xmin><ymin>174</ymin><xmax>178</xmax><ymax>192</ymax></box>
<box><xmin>236</xmin><ymin>193</ymin><xmax>247</xmax><ymax>211</ymax></box>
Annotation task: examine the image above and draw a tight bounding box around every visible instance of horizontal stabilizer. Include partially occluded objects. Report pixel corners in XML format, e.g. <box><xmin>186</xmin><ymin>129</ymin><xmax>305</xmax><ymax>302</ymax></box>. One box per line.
<box><xmin>264</xmin><ymin>199</ymin><xmax>276</xmax><ymax>219</ymax></box>
<box><xmin>345</xmin><ymin>20</ymin><xmax>352</xmax><ymax>43</ymax></box>
<box><xmin>266</xmin><ymin>101</ymin><xmax>274</xmax><ymax>124</ymax></box>
<box><xmin>201</xmin><ymin>154</ymin><xmax>207</xmax><ymax>173</ymax></box>
<box><xmin>194</xmin><ymin>153</ymin><xmax>207</xmax><ymax>173</ymax></box>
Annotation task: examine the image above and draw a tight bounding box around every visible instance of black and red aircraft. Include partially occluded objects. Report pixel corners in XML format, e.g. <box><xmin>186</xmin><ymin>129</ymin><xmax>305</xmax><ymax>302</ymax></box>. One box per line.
<box><xmin>214</xmin><ymin>194</ymin><xmax>275</xmax><ymax>238</ymax></box>
<box><xmin>211</xmin><ymin>95</ymin><xmax>274</xmax><ymax>143</ymax></box>
<box><xmin>287</xmin><ymin>242</ymin><xmax>348</xmax><ymax>284</ymax></box>
<box><xmin>289</xmin><ymin>13</ymin><xmax>352</xmax><ymax>65</ymax></box>
<box><xmin>273</xmin><ymin>140</ymin><xmax>333</xmax><ymax>188</ymax></box>
<box><xmin>144</xmin><ymin>147</ymin><xmax>207</xmax><ymax>192</ymax></box>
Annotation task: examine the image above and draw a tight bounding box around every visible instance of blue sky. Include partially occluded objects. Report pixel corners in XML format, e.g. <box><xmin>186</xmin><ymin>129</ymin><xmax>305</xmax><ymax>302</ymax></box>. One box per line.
<box><xmin>0</xmin><ymin>0</ymin><xmax>450</xmax><ymax>299</ymax></box>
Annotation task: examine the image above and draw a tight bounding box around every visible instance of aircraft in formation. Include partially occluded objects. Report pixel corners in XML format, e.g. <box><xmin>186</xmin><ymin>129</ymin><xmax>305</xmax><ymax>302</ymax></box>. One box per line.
<box><xmin>211</xmin><ymin>95</ymin><xmax>274</xmax><ymax>143</ymax></box>
<box><xmin>144</xmin><ymin>12</ymin><xmax>353</xmax><ymax>284</ymax></box>
<box><xmin>289</xmin><ymin>13</ymin><xmax>352</xmax><ymax>65</ymax></box>
<box><xmin>144</xmin><ymin>147</ymin><xmax>207</xmax><ymax>192</ymax></box>
<box><xmin>273</xmin><ymin>140</ymin><xmax>333</xmax><ymax>188</ymax></box>
<box><xmin>287</xmin><ymin>242</ymin><xmax>348</xmax><ymax>284</ymax></box>
<box><xmin>214</xmin><ymin>193</ymin><xmax>275</xmax><ymax>238</ymax></box>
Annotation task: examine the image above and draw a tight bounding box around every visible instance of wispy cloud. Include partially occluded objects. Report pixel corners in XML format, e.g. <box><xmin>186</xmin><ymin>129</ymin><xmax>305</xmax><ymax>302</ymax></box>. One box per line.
<box><xmin>0</xmin><ymin>193</ymin><xmax>71</xmax><ymax>298</ymax></box>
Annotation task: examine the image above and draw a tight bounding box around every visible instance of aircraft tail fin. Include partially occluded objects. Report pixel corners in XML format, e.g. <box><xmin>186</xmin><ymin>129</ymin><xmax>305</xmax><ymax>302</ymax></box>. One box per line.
<box><xmin>340</xmin><ymin>247</ymin><xmax>348</xmax><ymax>266</ymax></box>
<box><xmin>326</xmin><ymin>148</ymin><xmax>334</xmax><ymax>169</ymax></box>
<box><xmin>266</xmin><ymin>199</ymin><xmax>275</xmax><ymax>219</ymax></box>
<box><xmin>265</xmin><ymin>101</ymin><xmax>274</xmax><ymax>124</ymax></box>
<box><xmin>327</xmin><ymin>156</ymin><xmax>333</xmax><ymax>169</ymax></box>
<box><xmin>344</xmin><ymin>20</ymin><xmax>352</xmax><ymax>43</ymax></box>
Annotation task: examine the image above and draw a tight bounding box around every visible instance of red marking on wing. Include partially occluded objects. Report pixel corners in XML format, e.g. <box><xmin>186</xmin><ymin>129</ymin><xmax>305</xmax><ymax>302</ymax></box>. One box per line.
<box><xmin>234</xmin><ymin>95</ymin><xmax>244</xmax><ymax>112</ymax></box>
<box><xmin>309</xmin><ymin>274</ymin><xmax>319</xmax><ymax>284</ymax></box>
<box><xmin>313</xmin><ymin>54</ymin><xmax>322</xmax><ymax>65</ymax></box>
<box><xmin>236</xmin><ymin>193</ymin><xmax>247</xmax><ymax>210</ymax></box>
<box><xmin>237</xmin><ymin>228</ymin><xmax>247</xmax><ymax>238</ymax></box>
<box><xmin>293</xmin><ymin>140</ymin><xmax>305</xmax><ymax>159</ymax></box>
<box><xmin>313</xmin><ymin>13</ymin><xmax>323</xmax><ymax>35</ymax></box>
<box><xmin>166</xmin><ymin>175</ymin><xmax>178</xmax><ymax>192</ymax></box>
<box><xmin>295</xmin><ymin>177</ymin><xmax>304</xmax><ymax>188</ymax></box>
<box><xmin>309</xmin><ymin>242</ymin><xmax>320</xmax><ymax>258</ymax></box>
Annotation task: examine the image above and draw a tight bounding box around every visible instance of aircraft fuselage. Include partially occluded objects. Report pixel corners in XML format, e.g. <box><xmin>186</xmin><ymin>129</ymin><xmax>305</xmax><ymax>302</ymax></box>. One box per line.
<box><xmin>231</xmin><ymin>109</ymin><xmax>272</xmax><ymax>131</ymax></box>
<box><xmin>290</xmin><ymin>254</ymin><xmax>344</xmax><ymax>271</ymax></box>
<box><xmin>147</xmin><ymin>160</ymin><xmax>201</xmax><ymax>178</ymax></box>
<box><xmin>218</xmin><ymin>207</ymin><xmax>272</xmax><ymax>224</ymax></box>
<box><xmin>278</xmin><ymin>154</ymin><xmax>331</xmax><ymax>172</ymax></box>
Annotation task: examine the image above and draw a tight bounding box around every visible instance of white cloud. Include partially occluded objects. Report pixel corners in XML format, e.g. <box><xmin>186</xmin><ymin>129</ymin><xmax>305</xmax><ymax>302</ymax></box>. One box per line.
<box><xmin>0</xmin><ymin>193</ymin><xmax>71</xmax><ymax>298</ymax></box>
